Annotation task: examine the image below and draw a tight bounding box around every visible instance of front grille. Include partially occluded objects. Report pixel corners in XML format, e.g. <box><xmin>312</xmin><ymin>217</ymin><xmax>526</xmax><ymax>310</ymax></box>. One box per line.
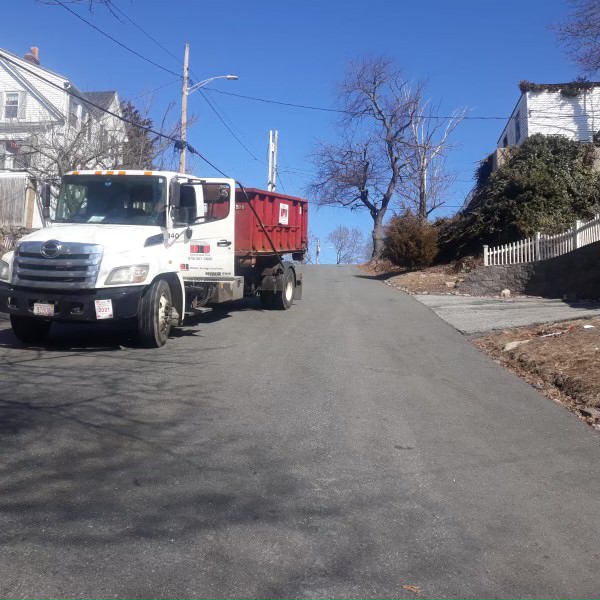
<box><xmin>13</xmin><ymin>241</ymin><xmax>103</xmax><ymax>289</ymax></box>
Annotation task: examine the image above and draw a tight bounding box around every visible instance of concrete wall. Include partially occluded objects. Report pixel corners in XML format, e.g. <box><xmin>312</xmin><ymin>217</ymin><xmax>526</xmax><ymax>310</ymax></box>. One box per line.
<box><xmin>458</xmin><ymin>241</ymin><xmax>600</xmax><ymax>299</ymax></box>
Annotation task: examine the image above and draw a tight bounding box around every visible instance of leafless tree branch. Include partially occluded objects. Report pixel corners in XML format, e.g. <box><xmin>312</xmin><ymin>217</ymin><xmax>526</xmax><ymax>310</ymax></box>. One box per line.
<box><xmin>551</xmin><ymin>0</ymin><xmax>600</xmax><ymax>76</ymax></box>
<box><xmin>309</xmin><ymin>57</ymin><xmax>422</xmax><ymax>260</ymax></box>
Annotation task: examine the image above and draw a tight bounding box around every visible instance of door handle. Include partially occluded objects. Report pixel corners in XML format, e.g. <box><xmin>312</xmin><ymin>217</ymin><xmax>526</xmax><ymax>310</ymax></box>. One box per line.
<box><xmin>217</xmin><ymin>240</ymin><xmax>232</xmax><ymax>247</ymax></box>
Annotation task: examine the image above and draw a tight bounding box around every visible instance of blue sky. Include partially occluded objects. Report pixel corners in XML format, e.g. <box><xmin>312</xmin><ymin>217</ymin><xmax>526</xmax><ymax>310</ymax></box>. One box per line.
<box><xmin>4</xmin><ymin>0</ymin><xmax>577</xmax><ymax>263</ymax></box>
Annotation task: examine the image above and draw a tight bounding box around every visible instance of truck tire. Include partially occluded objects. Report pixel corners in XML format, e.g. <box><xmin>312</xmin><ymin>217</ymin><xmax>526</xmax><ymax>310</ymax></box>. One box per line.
<box><xmin>10</xmin><ymin>315</ymin><xmax>52</xmax><ymax>344</ymax></box>
<box><xmin>272</xmin><ymin>267</ymin><xmax>295</xmax><ymax>310</ymax></box>
<box><xmin>137</xmin><ymin>279</ymin><xmax>173</xmax><ymax>347</ymax></box>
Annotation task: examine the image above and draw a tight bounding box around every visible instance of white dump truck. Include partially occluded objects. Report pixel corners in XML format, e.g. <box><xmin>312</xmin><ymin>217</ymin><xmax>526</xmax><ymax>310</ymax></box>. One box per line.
<box><xmin>0</xmin><ymin>170</ymin><xmax>308</xmax><ymax>347</ymax></box>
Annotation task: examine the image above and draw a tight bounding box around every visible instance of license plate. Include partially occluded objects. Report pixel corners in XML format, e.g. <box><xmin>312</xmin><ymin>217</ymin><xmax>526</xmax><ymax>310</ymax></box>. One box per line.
<box><xmin>33</xmin><ymin>302</ymin><xmax>55</xmax><ymax>317</ymax></box>
<box><xmin>94</xmin><ymin>299</ymin><xmax>114</xmax><ymax>320</ymax></box>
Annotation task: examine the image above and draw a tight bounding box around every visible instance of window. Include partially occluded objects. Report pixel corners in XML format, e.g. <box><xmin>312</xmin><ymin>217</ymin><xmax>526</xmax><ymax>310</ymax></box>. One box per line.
<box><xmin>56</xmin><ymin>175</ymin><xmax>166</xmax><ymax>226</ymax></box>
<box><xmin>203</xmin><ymin>182</ymin><xmax>231</xmax><ymax>222</ymax></box>
<box><xmin>5</xmin><ymin>92</ymin><xmax>19</xmax><ymax>119</ymax></box>
<box><xmin>515</xmin><ymin>110</ymin><xmax>521</xmax><ymax>143</ymax></box>
<box><xmin>503</xmin><ymin>135</ymin><xmax>508</xmax><ymax>148</ymax></box>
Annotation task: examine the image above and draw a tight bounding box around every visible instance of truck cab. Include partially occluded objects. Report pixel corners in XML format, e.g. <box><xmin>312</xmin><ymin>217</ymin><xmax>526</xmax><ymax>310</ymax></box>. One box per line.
<box><xmin>0</xmin><ymin>170</ymin><xmax>305</xmax><ymax>347</ymax></box>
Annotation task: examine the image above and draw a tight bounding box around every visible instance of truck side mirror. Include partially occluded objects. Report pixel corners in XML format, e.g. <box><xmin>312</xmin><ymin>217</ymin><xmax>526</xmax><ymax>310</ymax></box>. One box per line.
<box><xmin>42</xmin><ymin>184</ymin><xmax>52</xmax><ymax>220</ymax></box>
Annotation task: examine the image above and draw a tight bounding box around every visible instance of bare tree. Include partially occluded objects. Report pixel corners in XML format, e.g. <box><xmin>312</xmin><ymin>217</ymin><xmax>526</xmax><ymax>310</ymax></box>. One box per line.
<box><xmin>309</xmin><ymin>57</ymin><xmax>421</xmax><ymax>260</ymax></box>
<box><xmin>552</xmin><ymin>0</ymin><xmax>600</xmax><ymax>76</ymax></box>
<box><xmin>21</xmin><ymin>120</ymin><xmax>124</xmax><ymax>189</ymax></box>
<box><xmin>327</xmin><ymin>225</ymin><xmax>365</xmax><ymax>264</ymax></box>
<box><xmin>120</xmin><ymin>98</ymin><xmax>183</xmax><ymax>170</ymax></box>
<box><xmin>399</xmin><ymin>100</ymin><xmax>466</xmax><ymax>221</ymax></box>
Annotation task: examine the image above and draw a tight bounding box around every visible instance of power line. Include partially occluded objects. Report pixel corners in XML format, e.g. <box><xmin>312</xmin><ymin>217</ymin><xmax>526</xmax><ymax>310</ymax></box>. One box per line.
<box><xmin>108</xmin><ymin>1</ymin><xmax>183</xmax><ymax>67</ymax></box>
<box><xmin>198</xmin><ymin>89</ymin><xmax>264</xmax><ymax>163</ymax></box>
<box><xmin>206</xmin><ymin>87</ymin><xmax>600</xmax><ymax>122</ymax></box>
<box><xmin>94</xmin><ymin>6</ymin><xmax>257</xmax><ymax>177</ymax></box>
<box><xmin>53</xmin><ymin>0</ymin><xmax>182</xmax><ymax>79</ymax></box>
<box><xmin>125</xmin><ymin>78</ymin><xmax>180</xmax><ymax>102</ymax></box>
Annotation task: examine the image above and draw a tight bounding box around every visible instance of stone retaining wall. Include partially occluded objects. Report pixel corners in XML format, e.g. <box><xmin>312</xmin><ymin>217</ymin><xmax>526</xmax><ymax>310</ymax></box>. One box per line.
<box><xmin>458</xmin><ymin>241</ymin><xmax>600</xmax><ymax>299</ymax></box>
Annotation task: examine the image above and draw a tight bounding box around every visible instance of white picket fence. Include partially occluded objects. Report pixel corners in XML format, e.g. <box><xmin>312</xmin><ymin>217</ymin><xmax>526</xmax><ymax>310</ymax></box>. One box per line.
<box><xmin>483</xmin><ymin>215</ymin><xmax>600</xmax><ymax>266</ymax></box>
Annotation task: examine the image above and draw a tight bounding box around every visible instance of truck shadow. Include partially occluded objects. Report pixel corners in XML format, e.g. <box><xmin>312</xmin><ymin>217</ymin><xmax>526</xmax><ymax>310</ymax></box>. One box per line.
<box><xmin>0</xmin><ymin>296</ymin><xmax>274</xmax><ymax>351</ymax></box>
<box><xmin>181</xmin><ymin>296</ymin><xmax>266</xmax><ymax>328</ymax></box>
<box><xmin>0</xmin><ymin>321</ymin><xmax>130</xmax><ymax>352</ymax></box>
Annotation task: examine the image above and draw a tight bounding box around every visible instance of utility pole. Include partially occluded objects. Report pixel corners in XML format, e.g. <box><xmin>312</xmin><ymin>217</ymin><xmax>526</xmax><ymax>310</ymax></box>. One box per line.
<box><xmin>179</xmin><ymin>42</ymin><xmax>190</xmax><ymax>174</ymax></box>
<box><xmin>267</xmin><ymin>129</ymin><xmax>278</xmax><ymax>192</ymax></box>
<box><xmin>315</xmin><ymin>237</ymin><xmax>320</xmax><ymax>265</ymax></box>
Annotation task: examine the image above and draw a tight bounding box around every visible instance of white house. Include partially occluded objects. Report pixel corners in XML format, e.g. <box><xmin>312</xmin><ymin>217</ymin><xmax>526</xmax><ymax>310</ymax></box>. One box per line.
<box><xmin>0</xmin><ymin>46</ymin><xmax>126</xmax><ymax>227</ymax></box>
<box><xmin>497</xmin><ymin>81</ymin><xmax>600</xmax><ymax>149</ymax></box>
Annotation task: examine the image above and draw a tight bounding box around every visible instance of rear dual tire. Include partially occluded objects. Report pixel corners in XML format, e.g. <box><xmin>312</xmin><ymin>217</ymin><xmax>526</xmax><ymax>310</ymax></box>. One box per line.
<box><xmin>260</xmin><ymin>268</ymin><xmax>295</xmax><ymax>310</ymax></box>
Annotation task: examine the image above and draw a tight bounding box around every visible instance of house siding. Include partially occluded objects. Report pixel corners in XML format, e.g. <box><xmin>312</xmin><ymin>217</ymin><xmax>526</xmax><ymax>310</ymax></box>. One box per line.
<box><xmin>527</xmin><ymin>89</ymin><xmax>600</xmax><ymax>142</ymax></box>
<box><xmin>497</xmin><ymin>86</ymin><xmax>600</xmax><ymax>150</ymax></box>
<box><xmin>0</xmin><ymin>60</ymin><xmax>67</xmax><ymax>128</ymax></box>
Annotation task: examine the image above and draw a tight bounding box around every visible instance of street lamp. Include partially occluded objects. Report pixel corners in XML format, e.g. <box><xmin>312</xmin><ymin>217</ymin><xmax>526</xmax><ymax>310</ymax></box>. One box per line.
<box><xmin>179</xmin><ymin>43</ymin><xmax>238</xmax><ymax>173</ymax></box>
<box><xmin>187</xmin><ymin>74</ymin><xmax>238</xmax><ymax>95</ymax></box>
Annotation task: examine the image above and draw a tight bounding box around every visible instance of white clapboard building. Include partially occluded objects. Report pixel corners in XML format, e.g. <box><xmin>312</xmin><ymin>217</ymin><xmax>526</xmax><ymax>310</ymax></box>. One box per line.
<box><xmin>497</xmin><ymin>81</ymin><xmax>600</xmax><ymax>148</ymax></box>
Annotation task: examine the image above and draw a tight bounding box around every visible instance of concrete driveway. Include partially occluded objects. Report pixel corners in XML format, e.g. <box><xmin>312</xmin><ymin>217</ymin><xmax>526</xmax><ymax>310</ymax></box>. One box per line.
<box><xmin>414</xmin><ymin>294</ymin><xmax>600</xmax><ymax>335</ymax></box>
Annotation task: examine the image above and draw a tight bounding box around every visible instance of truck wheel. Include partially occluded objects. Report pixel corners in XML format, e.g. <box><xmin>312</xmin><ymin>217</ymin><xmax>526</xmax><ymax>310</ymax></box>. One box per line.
<box><xmin>10</xmin><ymin>315</ymin><xmax>52</xmax><ymax>344</ymax></box>
<box><xmin>137</xmin><ymin>279</ymin><xmax>172</xmax><ymax>347</ymax></box>
<box><xmin>272</xmin><ymin>268</ymin><xmax>295</xmax><ymax>310</ymax></box>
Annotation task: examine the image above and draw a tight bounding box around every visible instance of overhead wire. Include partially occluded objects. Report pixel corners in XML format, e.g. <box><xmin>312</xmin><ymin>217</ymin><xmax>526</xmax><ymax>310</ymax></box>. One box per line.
<box><xmin>46</xmin><ymin>2</ymin><xmax>600</xmax><ymax>191</ymax></box>
<box><xmin>126</xmin><ymin>78</ymin><xmax>181</xmax><ymax>103</ymax></box>
<box><xmin>198</xmin><ymin>89</ymin><xmax>264</xmax><ymax>163</ymax></box>
<box><xmin>92</xmin><ymin>0</ymin><xmax>268</xmax><ymax>178</ymax></box>
<box><xmin>206</xmin><ymin>87</ymin><xmax>600</xmax><ymax>122</ymax></box>
<box><xmin>6</xmin><ymin>6</ymin><xmax>599</xmax><ymax>211</ymax></box>
<box><xmin>107</xmin><ymin>1</ymin><xmax>183</xmax><ymax>67</ymax></box>
<box><xmin>53</xmin><ymin>0</ymin><xmax>183</xmax><ymax>79</ymax></box>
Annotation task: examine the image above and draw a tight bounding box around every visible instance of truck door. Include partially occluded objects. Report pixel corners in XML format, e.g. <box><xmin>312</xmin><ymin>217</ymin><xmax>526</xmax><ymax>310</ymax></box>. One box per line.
<box><xmin>176</xmin><ymin>180</ymin><xmax>235</xmax><ymax>280</ymax></box>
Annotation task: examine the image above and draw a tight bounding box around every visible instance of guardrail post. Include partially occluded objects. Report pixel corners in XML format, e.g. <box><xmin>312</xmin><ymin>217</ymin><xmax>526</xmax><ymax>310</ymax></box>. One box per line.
<box><xmin>483</xmin><ymin>245</ymin><xmax>489</xmax><ymax>266</ymax></box>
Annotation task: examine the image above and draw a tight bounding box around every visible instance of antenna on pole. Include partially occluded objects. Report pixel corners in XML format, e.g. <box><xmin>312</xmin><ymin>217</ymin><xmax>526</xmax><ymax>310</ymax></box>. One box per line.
<box><xmin>268</xmin><ymin>130</ymin><xmax>278</xmax><ymax>192</ymax></box>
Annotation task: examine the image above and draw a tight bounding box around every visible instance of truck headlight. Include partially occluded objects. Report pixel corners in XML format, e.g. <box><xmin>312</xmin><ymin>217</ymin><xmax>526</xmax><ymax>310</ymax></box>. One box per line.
<box><xmin>0</xmin><ymin>259</ymin><xmax>9</xmax><ymax>282</ymax></box>
<box><xmin>105</xmin><ymin>264</ymin><xmax>149</xmax><ymax>285</ymax></box>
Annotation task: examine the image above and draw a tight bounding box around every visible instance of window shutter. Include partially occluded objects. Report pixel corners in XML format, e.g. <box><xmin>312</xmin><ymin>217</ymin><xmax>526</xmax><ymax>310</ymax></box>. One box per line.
<box><xmin>18</xmin><ymin>91</ymin><xmax>27</xmax><ymax>120</ymax></box>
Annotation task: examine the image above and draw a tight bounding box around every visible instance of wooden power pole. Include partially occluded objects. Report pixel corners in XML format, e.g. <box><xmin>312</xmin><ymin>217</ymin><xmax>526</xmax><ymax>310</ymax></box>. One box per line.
<box><xmin>179</xmin><ymin>43</ymin><xmax>190</xmax><ymax>174</ymax></box>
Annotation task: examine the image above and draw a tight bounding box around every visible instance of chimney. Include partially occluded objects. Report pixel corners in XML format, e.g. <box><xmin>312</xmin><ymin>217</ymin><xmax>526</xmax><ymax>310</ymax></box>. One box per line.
<box><xmin>24</xmin><ymin>47</ymin><xmax>40</xmax><ymax>65</ymax></box>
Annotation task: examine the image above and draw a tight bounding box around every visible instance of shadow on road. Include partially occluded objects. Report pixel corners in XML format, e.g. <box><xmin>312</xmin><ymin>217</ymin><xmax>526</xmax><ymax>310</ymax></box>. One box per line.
<box><xmin>353</xmin><ymin>271</ymin><xmax>399</xmax><ymax>282</ymax></box>
<box><xmin>0</xmin><ymin>297</ymin><xmax>267</xmax><ymax>352</ymax></box>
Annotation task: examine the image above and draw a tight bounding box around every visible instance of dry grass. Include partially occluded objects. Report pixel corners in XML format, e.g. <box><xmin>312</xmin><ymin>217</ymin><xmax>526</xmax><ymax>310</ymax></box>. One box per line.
<box><xmin>359</xmin><ymin>261</ymin><xmax>474</xmax><ymax>295</ymax></box>
<box><xmin>473</xmin><ymin>317</ymin><xmax>600</xmax><ymax>428</ymax></box>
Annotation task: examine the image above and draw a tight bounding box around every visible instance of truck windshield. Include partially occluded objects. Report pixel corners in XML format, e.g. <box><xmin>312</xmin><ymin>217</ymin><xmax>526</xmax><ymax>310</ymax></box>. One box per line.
<box><xmin>55</xmin><ymin>175</ymin><xmax>167</xmax><ymax>226</ymax></box>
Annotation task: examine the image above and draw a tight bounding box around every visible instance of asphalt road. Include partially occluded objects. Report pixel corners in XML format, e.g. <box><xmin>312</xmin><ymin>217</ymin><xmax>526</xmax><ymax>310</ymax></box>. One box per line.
<box><xmin>0</xmin><ymin>265</ymin><xmax>598</xmax><ymax>599</ymax></box>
